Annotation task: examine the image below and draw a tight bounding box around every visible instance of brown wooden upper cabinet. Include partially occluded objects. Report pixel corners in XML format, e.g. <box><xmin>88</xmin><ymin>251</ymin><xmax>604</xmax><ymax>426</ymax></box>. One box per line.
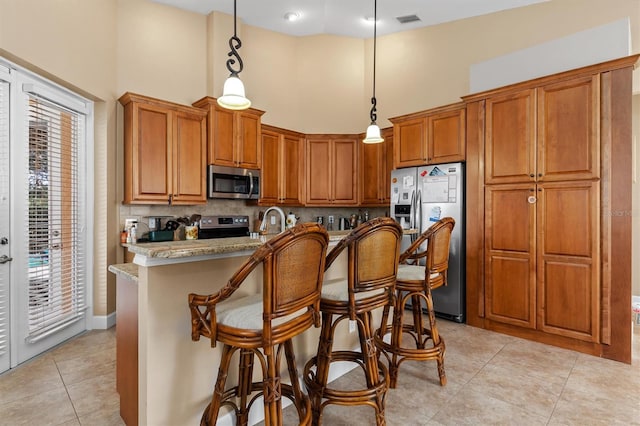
<box><xmin>485</xmin><ymin>75</ymin><xmax>599</xmax><ymax>184</ymax></box>
<box><xmin>260</xmin><ymin>125</ymin><xmax>305</xmax><ymax>206</ymax></box>
<box><xmin>390</xmin><ymin>102</ymin><xmax>465</xmax><ymax>169</ymax></box>
<box><xmin>119</xmin><ymin>92</ymin><xmax>207</xmax><ymax>205</ymax></box>
<box><xmin>305</xmin><ymin>136</ymin><xmax>358</xmax><ymax>205</ymax></box>
<box><xmin>192</xmin><ymin>97</ymin><xmax>265</xmax><ymax>169</ymax></box>
<box><xmin>360</xmin><ymin>127</ymin><xmax>393</xmax><ymax>206</ymax></box>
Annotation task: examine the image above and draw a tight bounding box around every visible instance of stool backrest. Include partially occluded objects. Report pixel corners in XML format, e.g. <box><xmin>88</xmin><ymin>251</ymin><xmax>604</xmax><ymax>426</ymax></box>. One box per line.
<box><xmin>325</xmin><ymin>217</ymin><xmax>403</xmax><ymax>313</ymax></box>
<box><xmin>188</xmin><ymin>222</ymin><xmax>329</xmax><ymax>347</ymax></box>
<box><xmin>261</xmin><ymin>223</ymin><xmax>329</xmax><ymax>327</ymax></box>
<box><xmin>400</xmin><ymin>217</ymin><xmax>455</xmax><ymax>280</ymax></box>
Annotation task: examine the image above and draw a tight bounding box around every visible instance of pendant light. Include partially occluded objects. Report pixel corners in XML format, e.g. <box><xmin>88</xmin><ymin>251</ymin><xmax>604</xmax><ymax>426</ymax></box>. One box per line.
<box><xmin>363</xmin><ymin>0</ymin><xmax>383</xmax><ymax>144</ymax></box>
<box><xmin>217</xmin><ymin>0</ymin><xmax>251</xmax><ymax>110</ymax></box>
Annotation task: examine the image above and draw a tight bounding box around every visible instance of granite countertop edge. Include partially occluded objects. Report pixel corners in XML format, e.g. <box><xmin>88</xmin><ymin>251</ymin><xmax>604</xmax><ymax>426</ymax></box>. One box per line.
<box><xmin>108</xmin><ymin>263</ymin><xmax>139</xmax><ymax>281</ymax></box>
<box><xmin>123</xmin><ymin>229</ymin><xmax>419</xmax><ymax>260</ymax></box>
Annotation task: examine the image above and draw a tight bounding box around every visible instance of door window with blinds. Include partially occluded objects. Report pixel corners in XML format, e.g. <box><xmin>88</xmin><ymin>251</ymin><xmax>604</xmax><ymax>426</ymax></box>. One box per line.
<box><xmin>26</xmin><ymin>95</ymin><xmax>86</xmax><ymax>341</ymax></box>
<box><xmin>0</xmin><ymin>59</ymin><xmax>92</xmax><ymax>370</ymax></box>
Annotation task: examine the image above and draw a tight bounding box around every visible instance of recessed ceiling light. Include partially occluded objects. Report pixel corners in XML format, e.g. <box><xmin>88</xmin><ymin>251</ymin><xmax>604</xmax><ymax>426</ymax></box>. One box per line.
<box><xmin>284</xmin><ymin>12</ymin><xmax>300</xmax><ymax>22</ymax></box>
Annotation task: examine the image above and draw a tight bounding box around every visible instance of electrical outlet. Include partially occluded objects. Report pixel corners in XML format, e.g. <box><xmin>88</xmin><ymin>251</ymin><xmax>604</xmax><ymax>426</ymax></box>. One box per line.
<box><xmin>349</xmin><ymin>320</ymin><xmax>356</xmax><ymax>333</ymax></box>
<box><xmin>270</xmin><ymin>215</ymin><xmax>276</xmax><ymax>225</ymax></box>
<box><xmin>328</xmin><ymin>215</ymin><xmax>334</xmax><ymax>224</ymax></box>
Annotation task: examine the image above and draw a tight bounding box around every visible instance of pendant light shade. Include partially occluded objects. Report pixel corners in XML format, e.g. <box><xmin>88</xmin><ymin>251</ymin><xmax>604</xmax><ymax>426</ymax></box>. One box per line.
<box><xmin>364</xmin><ymin>123</ymin><xmax>383</xmax><ymax>144</ymax></box>
<box><xmin>218</xmin><ymin>0</ymin><xmax>251</xmax><ymax>110</ymax></box>
<box><xmin>218</xmin><ymin>75</ymin><xmax>251</xmax><ymax>110</ymax></box>
<box><xmin>363</xmin><ymin>0</ymin><xmax>383</xmax><ymax>144</ymax></box>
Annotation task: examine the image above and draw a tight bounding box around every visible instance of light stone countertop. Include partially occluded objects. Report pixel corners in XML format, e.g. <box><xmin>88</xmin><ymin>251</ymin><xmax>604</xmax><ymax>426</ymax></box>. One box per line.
<box><xmin>121</xmin><ymin>228</ymin><xmax>418</xmax><ymax>266</ymax></box>
<box><xmin>108</xmin><ymin>262</ymin><xmax>139</xmax><ymax>281</ymax></box>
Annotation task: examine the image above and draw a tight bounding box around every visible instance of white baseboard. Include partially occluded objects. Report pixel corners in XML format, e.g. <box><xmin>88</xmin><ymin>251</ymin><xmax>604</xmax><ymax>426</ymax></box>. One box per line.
<box><xmin>92</xmin><ymin>312</ymin><xmax>116</xmax><ymax>330</ymax></box>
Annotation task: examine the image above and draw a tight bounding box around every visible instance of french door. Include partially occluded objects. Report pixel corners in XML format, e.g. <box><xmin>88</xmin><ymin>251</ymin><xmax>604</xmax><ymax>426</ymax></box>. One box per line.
<box><xmin>0</xmin><ymin>59</ymin><xmax>92</xmax><ymax>372</ymax></box>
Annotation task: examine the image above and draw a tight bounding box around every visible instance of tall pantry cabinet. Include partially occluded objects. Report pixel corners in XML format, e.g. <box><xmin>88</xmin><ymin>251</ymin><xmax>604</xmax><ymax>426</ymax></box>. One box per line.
<box><xmin>464</xmin><ymin>55</ymin><xmax>638</xmax><ymax>363</ymax></box>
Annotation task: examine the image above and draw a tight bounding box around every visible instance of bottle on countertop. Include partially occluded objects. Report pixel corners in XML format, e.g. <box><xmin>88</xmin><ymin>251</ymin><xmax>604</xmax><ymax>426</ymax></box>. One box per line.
<box><xmin>130</xmin><ymin>223</ymin><xmax>137</xmax><ymax>243</ymax></box>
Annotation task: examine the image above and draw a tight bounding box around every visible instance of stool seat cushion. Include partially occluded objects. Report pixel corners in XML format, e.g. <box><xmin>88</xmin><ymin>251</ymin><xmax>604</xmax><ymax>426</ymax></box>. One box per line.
<box><xmin>217</xmin><ymin>294</ymin><xmax>305</xmax><ymax>330</ymax></box>
<box><xmin>321</xmin><ymin>279</ymin><xmax>385</xmax><ymax>302</ymax></box>
<box><xmin>397</xmin><ymin>264</ymin><xmax>440</xmax><ymax>282</ymax></box>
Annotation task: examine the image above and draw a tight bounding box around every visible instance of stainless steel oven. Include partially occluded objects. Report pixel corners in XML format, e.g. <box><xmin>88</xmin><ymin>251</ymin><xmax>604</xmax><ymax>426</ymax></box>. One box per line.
<box><xmin>208</xmin><ymin>165</ymin><xmax>260</xmax><ymax>200</ymax></box>
<box><xmin>198</xmin><ymin>215</ymin><xmax>250</xmax><ymax>239</ymax></box>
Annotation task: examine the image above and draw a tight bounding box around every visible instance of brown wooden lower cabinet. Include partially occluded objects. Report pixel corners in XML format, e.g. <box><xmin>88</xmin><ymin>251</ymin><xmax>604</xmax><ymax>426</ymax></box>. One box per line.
<box><xmin>485</xmin><ymin>181</ymin><xmax>600</xmax><ymax>342</ymax></box>
<box><xmin>116</xmin><ymin>275</ymin><xmax>138</xmax><ymax>426</ymax></box>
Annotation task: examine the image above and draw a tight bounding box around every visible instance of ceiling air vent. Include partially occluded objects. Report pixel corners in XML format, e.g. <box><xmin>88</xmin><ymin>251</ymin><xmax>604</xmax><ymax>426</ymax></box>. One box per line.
<box><xmin>396</xmin><ymin>14</ymin><xmax>421</xmax><ymax>24</ymax></box>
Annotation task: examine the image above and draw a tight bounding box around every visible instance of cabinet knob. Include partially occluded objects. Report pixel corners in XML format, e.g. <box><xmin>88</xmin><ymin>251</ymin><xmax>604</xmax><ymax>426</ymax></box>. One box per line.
<box><xmin>538</xmin><ymin>173</ymin><xmax>543</xmax><ymax>177</ymax></box>
<box><xmin>529</xmin><ymin>174</ymin><xmax>534</xmax><ymax>178</ymax></box>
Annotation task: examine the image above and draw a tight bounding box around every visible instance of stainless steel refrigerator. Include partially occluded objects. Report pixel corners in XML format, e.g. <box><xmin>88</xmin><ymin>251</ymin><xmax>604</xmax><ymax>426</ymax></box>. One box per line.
<box><xmin>390</xmin><ymin>162</ymin><xmax>465</xmax><ymax>322</ymax></box>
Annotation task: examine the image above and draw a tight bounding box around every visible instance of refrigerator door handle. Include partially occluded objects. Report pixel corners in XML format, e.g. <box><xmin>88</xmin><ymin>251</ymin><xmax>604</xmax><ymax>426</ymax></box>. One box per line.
<box><xmin>415</xmin><ymin>189</ymin><xmax>422</xmax><ymax>232</ymax></box>
<box><xmin>409</xmin><ymin>189</ymin><xmax>416</xmax><ymax>229</ymax></box>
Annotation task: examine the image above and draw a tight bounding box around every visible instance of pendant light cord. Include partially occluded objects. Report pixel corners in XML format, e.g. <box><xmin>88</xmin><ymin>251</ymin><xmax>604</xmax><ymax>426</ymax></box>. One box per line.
<box><xmin>226</xmin><ymin>0</ymin><xmax>244</xmax><ymax>77</ymax></box>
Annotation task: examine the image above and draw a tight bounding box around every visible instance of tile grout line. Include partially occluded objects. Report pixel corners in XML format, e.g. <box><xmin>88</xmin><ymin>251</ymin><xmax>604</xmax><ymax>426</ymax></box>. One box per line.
<box><xmin>544</xmin><ymin>353</ymin><xmax>579</xmax><ymax>426</ymax></box>
<box><xmin>53</xmin><ymin>357</ymin><xmax>82</xmax><ymax>425</ymax></box>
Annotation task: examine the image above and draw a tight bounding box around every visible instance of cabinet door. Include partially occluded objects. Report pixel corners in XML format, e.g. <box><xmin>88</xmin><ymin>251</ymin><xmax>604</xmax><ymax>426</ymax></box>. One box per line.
<box><xmin>332</xmin><ymin>139</ymin><xmax>358</xmax><ymax>204</ymax></box>
<box><xmin>428</xmin><ymin>107</ymin><xmax>466</xmax><ymax>164</ymax></box>
<box><xmin>360</xmin><ymin>130</ymin><xmax>392</xmax><ymax>206</ymax></box>
<box><xmin>172</xmin><ymin>111</ymin><xmax>206</xmax><ymax>204</ymax></box>
<box><xmin>305</xmin><ymin>139</ymin><xmax>331</xmax><ymax>204</ymax></box>
<box><xmin>281</xmin><ymin>134</ymin><xmax>303</xmax><ymax>205</ymax></box>
<box><xmin>485</xmin><ymin>184</ymin><xmax>536</xmax><ymax>329</ymax></box>
<box><xmin>394</xmin><ymin>117</ymin><xmax>426</xmax><ymax>168</ymax></box>
<box><xmin>259</xmin><ymin>129</ymin><xmax>280</xmax><ymax>205</ymax></box>
<box><xmin>537</xmin><ymin>181</ymin><xmax>599</xmax><ymax>342</ymax></box>
<box><xmin>209</xmin><ymin>107</ymin><xmax>235</xmax><ymax>167</ymax></box>
<box><xmin>360</xmin><ymin>138</ymin><xmax>384</xmax><ymax>205</ymax></box>
<box><xmin>485</xmin><ymin>89</ymin><xmax>536</xmax><ymax>184</ymax></box>
<box><xmin>237</xmin><ymin>110</ymin><xmax>261</xmax><ymax>169</ymax></box>
<box><xmin>129</xmin><ymin>102</ymin><xmax>171</xmax><ymax>203</ymax></box>
<box><xmin>537</xmin><ymin>76</ymin><xmax>599</xmax><ymax>182</ymax></box>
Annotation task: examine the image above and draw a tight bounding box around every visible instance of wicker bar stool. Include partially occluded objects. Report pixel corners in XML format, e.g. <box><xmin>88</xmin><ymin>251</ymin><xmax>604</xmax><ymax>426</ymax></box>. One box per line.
<box><xmin>188</xmin><ymin>223</ymin><xmax>329</xmax><ymax>426</ymax></box>
<box><xmin>375</xmin><ymin>217</ymin><xmax>455</xmax><ymax>388</ymax></box>
<box><xmin>303</xmin><ymin>217</ymin><xmax>402</xmax><ymax>426</ymax></box>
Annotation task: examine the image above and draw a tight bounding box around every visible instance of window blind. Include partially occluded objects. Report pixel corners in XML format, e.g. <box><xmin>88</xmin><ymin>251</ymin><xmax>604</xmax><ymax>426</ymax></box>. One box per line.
<box><xmin>25</xmin><ymin>94</ymin><xmax>87</xmax><ymax>340</ymax></box>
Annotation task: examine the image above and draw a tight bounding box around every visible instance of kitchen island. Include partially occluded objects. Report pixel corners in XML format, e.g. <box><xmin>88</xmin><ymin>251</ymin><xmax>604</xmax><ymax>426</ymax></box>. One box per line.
<box><xmin>109</xmin><ymin>230</ymin><xmax>398</xmax><ymax>426</ymax></box>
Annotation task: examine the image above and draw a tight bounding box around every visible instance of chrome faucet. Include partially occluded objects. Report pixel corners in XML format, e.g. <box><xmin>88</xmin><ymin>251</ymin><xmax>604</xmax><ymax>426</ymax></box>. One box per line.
<box><xmin>259</xmin><ymin>206</ymin><xmax>286</xmax><ymax>234</ymax></box>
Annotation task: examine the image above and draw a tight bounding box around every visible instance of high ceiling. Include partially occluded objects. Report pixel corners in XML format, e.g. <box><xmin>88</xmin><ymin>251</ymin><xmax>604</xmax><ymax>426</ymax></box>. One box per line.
<box><xmin>150</xmin><ymin>0</ymin><xmax>549</xmax><ymax>39</ymax></box>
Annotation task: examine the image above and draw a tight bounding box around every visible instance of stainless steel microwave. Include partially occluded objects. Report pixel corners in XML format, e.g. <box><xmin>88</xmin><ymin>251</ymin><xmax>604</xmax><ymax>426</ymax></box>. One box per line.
<box><xmin>207</xmin><ymin>165</ymin><xmax>260</xmax><ymax>200</ymax></box>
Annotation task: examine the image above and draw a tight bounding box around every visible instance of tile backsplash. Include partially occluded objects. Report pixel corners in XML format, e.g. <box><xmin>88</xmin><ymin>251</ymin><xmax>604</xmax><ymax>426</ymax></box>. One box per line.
<box><xmin>119</xmin><ymin>199</ymin><xmax>388</xmax><ymax>233</ymax></box>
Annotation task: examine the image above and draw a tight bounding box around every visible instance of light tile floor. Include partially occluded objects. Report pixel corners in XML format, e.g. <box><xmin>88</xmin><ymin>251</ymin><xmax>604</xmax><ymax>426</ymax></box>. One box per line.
<box><xmin>1</xmin><ymin>321</ymin><xmax>639</xmax><ymax>425</ymax></box>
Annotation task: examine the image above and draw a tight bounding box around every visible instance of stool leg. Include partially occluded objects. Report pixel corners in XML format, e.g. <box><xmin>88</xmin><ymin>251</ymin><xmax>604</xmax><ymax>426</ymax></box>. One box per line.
<box><xmin>424</xmin><ymin>287</ymin><xmax>446</xmax><ymax>386</ymax></box>
<box><xmin>310</xmin><ymin>311</ymin><xmax>334</xmax><ymax>426</ymax></box>
<box><xmin>263</xmin><ymin>345</ymin><xmax>282</xmax><ymax>426</ymax></box>
<box><xmin>284</xmin><ymin>339</ymin><xmax>310</xmax><ymax>424</ymax></box>
<box><xmin>237</xmin><ymin>348</ymin><xmax>254</xmax><ymax>426</ymax></box>
<box><xmin>358</xmin><ymin>311</ymin><xmax>387</xmax><ymax>426</ymax></box>
<box><xmin>388</xmin><ymin>291</ymin><xmax>405</xmax><ymax>389</ymax></box>
<box><xmin>411</xmin><ymin>294</ymin><xmax>425</xmax><ymax>349</ymax></box>
<box><xmin>203</xmin><ymin>344</ymin><xmax>235</xmax><ymax>426</ymax></box>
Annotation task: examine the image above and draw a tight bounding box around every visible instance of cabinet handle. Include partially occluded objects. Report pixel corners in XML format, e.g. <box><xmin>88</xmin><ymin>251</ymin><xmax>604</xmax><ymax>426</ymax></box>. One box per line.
<box><xmin>168</xmin><ymin>194</ymin><xmax>173</xmax><ymax>205</ymax></box>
